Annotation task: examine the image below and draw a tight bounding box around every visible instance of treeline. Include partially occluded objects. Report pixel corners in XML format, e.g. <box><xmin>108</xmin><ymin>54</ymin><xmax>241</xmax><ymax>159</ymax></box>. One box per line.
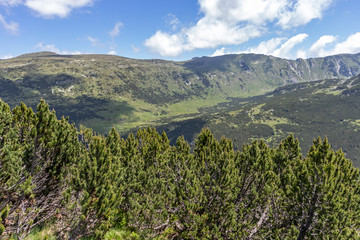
<box><xmin>1</xmin><ymin>99</ymin><xmax>360</xmax><ymax>239</ymax></box>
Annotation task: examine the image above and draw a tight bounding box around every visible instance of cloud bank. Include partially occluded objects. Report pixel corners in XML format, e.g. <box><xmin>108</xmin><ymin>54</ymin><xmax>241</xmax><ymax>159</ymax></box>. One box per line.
<box><xmin>0</xmin><ymin>0</ymin><xmax>93</xmax><ymax>18</ymax></box>
<box><xmin>212</xmin><ymin>33</ymin><xmax>308</xmax><ymax>59</ymax></box>
<box><xmin>309</xmin><ymin>33</ymin><xmax>360</xmax><ymax>57</ymax></box>
<box><xmin>145</xmin><ymin>0</ymin><xmax>334</xmax><ymax>57</ymax></box>
<box><xmin>212</xmin><ymin>32</ymin><xmax>360</xmax><ymax>59</ymax></box>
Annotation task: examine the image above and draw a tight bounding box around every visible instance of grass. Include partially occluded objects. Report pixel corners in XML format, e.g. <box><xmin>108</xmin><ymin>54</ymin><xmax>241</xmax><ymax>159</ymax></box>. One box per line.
<box><xmin>247</xmin><ymin>104</ymin><xmax>297</xmax><ymax>128</ymax></box>
<box><xmin>252</xmin><ymin>115</ymin><xmax>296</xmax><ymax>128</ymax></box>
<box><xmin>153</xmin><ymin>76</ymin><xmax>360</xmax><ymax>166</ymax></box>
<box><xmin>247</xmin><ymin>103</ymin><xmax>266</xmax><ymax>117</ymax></box>
<box><xmin>346</xmin><ymin>119</ymin><xmax>360</xmax><ymax>130</ymax></box>
<box><xmin>98</xmin><ymin>95</ymin><xmax>233</xmax><ymax>134</ymax></box>
<box><xmin>25</xmin><ymin>226</ymin><xmax>140</xmax><ymax>240</ymax></box>
<box><xmin>23</xmin><ymin>226</ymin><xmax>56</xmax><ymax>240</ymax></box>
<box><xmin>313</xmin><ymin>88</ymin><xmax>342</xmax><ymax>96</ymax></box>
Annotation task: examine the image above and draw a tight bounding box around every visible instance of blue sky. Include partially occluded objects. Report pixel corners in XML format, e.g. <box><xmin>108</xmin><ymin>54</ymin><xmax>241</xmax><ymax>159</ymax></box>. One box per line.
<box><xmin>0</xmin><ymin>0</ymin><xmax>360</xmax><ymax>60</ymax></box>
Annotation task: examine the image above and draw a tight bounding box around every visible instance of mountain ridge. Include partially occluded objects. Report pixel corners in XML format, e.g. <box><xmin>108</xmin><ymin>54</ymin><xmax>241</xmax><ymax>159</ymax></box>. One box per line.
<box><xmin>1</xmin><ymin>51</ymin><xmax>360</xmax><ymax>134</ymax></box>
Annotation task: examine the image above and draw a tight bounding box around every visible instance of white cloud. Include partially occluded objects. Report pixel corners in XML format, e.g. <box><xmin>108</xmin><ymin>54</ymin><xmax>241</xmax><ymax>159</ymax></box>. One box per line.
<box><xmin>302</xmin><ymin>33</ymin><xmax>360</xmax><ymax>58</ymax></box>
<box><xmin>211</xmin><ymin>47</ymin><xmax>227</xmax><ymax>57</ymax></box>
<box><xmin>215</xmin><ymin>32</ymin><xmax>360</xmax><ymax>59</ymax></box>
<box><xmin>35</xmin><ymin>42</ymin><xmax>60</xmax><ymax>52</ymax></box>
<box><xmin>165</xmin><ymin>14</ymin><xmax>180</xmax><ymax>31</ymax></box>
<box><xmin>25</xmin><ymin>0</ymin><xmax>94</xmax><ymax>18</ymax></box>
<box><xmin>211</xmin><ymin>33</ymin><xmax>308</xmax><ymax>59</ymax></box>
<box><xmin>145</xmin><ymin>31</ymin><xmax>185</xmax><ymax>57</ymax></box>
<box><xmin>87</xmin><ymin>36</ymin><xmax>99</xmax><ymax>46</ymax></box>
<box><xmin>277</xmin><ymin>0</ymin><xmax>333</xmax><ymax>29</ymax></box>
<box><xmin>131</xmin><ymin>45</ymin><xmax>140</xmax><ymax>53</ymax></box>
<box><xmin>35</xmin><ymin>42</ymin><xmax>82</xmax><ymax>55</ymax></box>
<box><xmin>110</xmin><ymin>22</ymin><xmax>123</xmax><ymax>37</ymax></box>
<box><xmin>199</xmin><ymin>0</ymin><xmax>287</xmax><ymax>25</ymax></box>
<box><xmin>1</xmin><ymin>0</ymin><xmax>94</xmax><ymax>18</ymax></box>
<box><xmin>329</xmin><ymin>33</ymin><xmax>360</xmax><ymax>55</ymax></box>
<box><xmin>107</xmin><ymin>50</ymin><xmax>117</xmax><ymax>55</ymax></box>
<box><xmin>0</xmin><ymin>0</ymin><xmax>22</xmax><ymax>6</ymax></box>
<box><xmin>61</xmin><ymin>50</ymin><xmax>82</xmax><ymax>55</ymax></box>
<box><xmin>309</xmin><ymin>35</ymin><xmax>336</xmax><ymax>57</ymax></box>
<box><xmin>0</xmin><ymin>54</ymin><xmax>14</xmax><ymax>59</ymax></box>
<box><xmin>0</xmin><ymin>14</ymin><xmax>19</xmax><ymax>34</ymax></box>
<box><xmin>296</xmin><ymin>50</ymin><xmax>307</xmax><ymax>59</ymax></box>
<box><xmin>185</xmin><ymin>19</ymin><xmax>262</xmax><ymax>50</ymax></box>
<box><xmin>246</xmin><ymin>37</ymin><xmax>285</xmax><ymax>55</ymax></box>
<box><xmin>272</xmin><ymin>33</ymin><xmax>308</xmax><ymax>58</ymax></box>
<box><xmin>145</xmin><ymin>0</ymin><xmax>333</xmax><ymax>57</ymax></box>
<box><xmin>145</xmin><ymin>20</ymin><xmax>262</xmax><ymax>57</ymax></box>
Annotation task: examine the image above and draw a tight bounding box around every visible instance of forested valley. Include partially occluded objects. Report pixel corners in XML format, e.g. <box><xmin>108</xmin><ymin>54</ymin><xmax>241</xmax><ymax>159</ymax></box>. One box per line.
<box><xmin>1</xmin><ymin>99</ymin><xmax>360</xmax><ymax>239</ymax></box>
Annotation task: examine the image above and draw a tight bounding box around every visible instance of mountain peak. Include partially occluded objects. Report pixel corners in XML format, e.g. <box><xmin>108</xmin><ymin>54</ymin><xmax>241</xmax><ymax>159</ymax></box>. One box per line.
<box><xmin>16</xmin><ymin>51</ymin><xmax>58</xmax><ymax>59</ymax></box>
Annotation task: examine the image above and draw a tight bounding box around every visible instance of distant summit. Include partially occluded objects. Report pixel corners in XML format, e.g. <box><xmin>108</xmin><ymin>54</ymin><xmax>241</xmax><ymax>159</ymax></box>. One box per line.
<box><xmin>1</xmin><ymin>50</ymin><xmax>360</xmax><ymax>141</ymax></box>
<box><xmin>15</xmin><ymin>51</ymin><xmax>58</xmax><ymax>59</ymax></box>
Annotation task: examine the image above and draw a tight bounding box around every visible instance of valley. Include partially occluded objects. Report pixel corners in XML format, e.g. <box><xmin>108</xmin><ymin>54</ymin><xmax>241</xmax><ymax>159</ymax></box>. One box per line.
<box><xmin>1</xmin><ymin>51</ymin><xmax>360</xmax><ymax>163</ymax></box>
<box><xmin>157</xmin><ymin>76</ymin><xmax>360</xmax><ymax>166</ymax></box>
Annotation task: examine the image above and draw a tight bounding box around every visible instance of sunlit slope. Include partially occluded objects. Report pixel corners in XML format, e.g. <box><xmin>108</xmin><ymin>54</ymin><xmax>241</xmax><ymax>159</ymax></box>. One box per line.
<box><xmin>156</xmin><ymin>75</ymin><xmax>360</xmax><ymax>166</ymax></box>
<box><xmin>0</xmin><ymin>51</ymin><xmax>359</xmax><ymax>133</ymax></box>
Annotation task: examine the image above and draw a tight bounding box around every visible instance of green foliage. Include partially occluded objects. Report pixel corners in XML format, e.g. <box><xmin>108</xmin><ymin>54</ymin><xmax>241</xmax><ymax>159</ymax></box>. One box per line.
<box><xmin>1</xmin><ymin>98</ymin><xmax>360</xmax><ymax>239</ymax></box>
<box><xmin>0</xmin><ymin>223</ymin><xmax>5</xmax><ymax>236</ymax></box>
<box><xmin>0</xmin><ymin>99</ymin><xmax>81</xmax><ymax>239</ymax></box>
<box><xmin>273</xmin><ymin>137</ymin><xmax>360</xmax><ymax>239</ymax></box>
<box><xmin>0</xmin><ymin>205</ymin><xmax>9</xmax><ymax>235</ymax></box>
<box><xmin>69</xmin><ymin>128</ymin><xmax>124</xmax><ymax>239</ymax></box>
<box><xmin>0</xmin><ymin>100</ymin><xmax>23</xmax><ymax>192</ymax></box>
<box><xmin>185</xmin><ymin>129</ymin><xmax>239</xmax><ymax>238</ymax></box>
<box><xmin>102</xmin><ymin>228</ymin><xmax>140</xmax><ymax>240</ymax></box>
<box><xmin>25</xmin><ymin>225</ymin><xmax>56</xmax><ymax>240</ymax></box>
<box><xmin>123</xmin><ymin>128</ymin><xmax>175</xmax><ymax>238</ymax></box>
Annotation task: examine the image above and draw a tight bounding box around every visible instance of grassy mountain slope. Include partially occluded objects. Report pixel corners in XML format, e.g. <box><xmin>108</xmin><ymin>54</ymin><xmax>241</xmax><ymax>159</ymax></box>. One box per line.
<box><xmin>156</xmin><ymin>75</ymin><xmax>360</xmax><ymax>166</ymax></box>
<box><xmin>0</xmin><ymin>52</ymin><xmax>360</xmax><ymax>134</ymax></box>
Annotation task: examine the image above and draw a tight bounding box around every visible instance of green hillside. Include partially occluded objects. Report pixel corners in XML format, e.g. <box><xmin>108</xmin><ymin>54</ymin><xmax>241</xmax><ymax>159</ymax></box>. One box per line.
<box><xmin>156</xmin><ymin>75</ymin><xmax>360</xmax><ymax>166</ymax></box>
<box><xmin>1</xmin><ymin>98</ymin><xmax>360</xmax><ymax>239</ymax></box>
<box><xmin>1</xmin><ymin>52</ymin><xmax>360</xmax><ymax>134</ymax></box>
<box><xmin>2</xmin><ymin>52</ymin><xmax>360</xmax><ymax>238</ymax></box>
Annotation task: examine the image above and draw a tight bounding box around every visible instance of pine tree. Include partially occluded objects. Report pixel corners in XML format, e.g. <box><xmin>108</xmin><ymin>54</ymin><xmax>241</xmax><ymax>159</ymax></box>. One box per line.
<box><xmin>182</xmin><ymin>128</ymin><xmax>239</xmax><ymax>239</ymax></box>
<box><xmin>68</xmin><ymin>127</ymin><xmax>123</xmax><ymax>239</ymax></box>
<box><xmin>233</xmin><ymin>139</ymin><xmax>278</xmax><ymax>239</ymax></box>
<box><xmin>124</xmin><ymin>128</ymin><xmax>176</xmax><ymax>238</ymax></box>
<box><xmin>164</xmin><ymin>135</ymin><xmax>199</xmax><ymax>239</ymax></box>
<box><xmin>0</xmin><ymin>101</ymin><xmax>36</xmax><ymax>239</ymax></box>
<box><xmin>273</xmin><ymin>134</ymin><xmax>302</xmax><ymax>175</ymax></box>
<box><xmin>0</xmin><ymin>100</ymin><xmax>23</xmax><ymax>238</ymax></box>
<box><xmin>0</xmin><ymin>100</ymin><xmax>23</xmax><ymax>196</ymax></box>
<box><xmin>1</xmin><ymin>99</ymin><xmax>81</xmax><ymax>239</ymax></box>
<box><xmin>276</xmin><ymin>137</ymin><xmax>360</xmax><ymax>239</ymax></box>
<box><xmin>269</xmin><ymin>135</ymin><xmax>303</xmax><ymax>237</ymax></box>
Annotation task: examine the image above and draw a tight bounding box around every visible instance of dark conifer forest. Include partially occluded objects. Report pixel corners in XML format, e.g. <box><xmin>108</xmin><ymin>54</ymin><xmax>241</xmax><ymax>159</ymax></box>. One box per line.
<box><xmin>1</xmin><ymin>99</ymin><xmax>360</xmax><ymax>239</ymax></box>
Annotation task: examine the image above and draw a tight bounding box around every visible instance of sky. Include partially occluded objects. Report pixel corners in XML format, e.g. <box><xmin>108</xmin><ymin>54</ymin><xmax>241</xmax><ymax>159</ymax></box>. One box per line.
<box><xmin>0</xmin><ymin>0</ymin><xmax>360</xmax><ymax>61</ymax></box>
